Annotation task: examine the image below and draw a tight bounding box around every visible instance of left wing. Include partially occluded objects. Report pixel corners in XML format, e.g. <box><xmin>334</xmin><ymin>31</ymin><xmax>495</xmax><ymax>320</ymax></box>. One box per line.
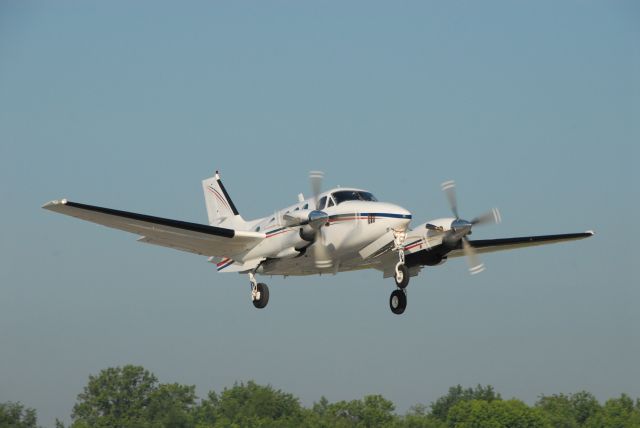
<box><xmin>42</xmin><ymin>199</ymin><xmax>265</xmax><ymax>258</ymax></box>
<box><xmin>446</xmin><ymin>231</ymin><xmax>594</xmax><ymax>258</ymax></box>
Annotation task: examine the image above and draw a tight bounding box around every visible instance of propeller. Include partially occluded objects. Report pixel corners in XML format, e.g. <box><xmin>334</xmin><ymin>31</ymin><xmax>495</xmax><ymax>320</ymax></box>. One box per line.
<box><xmin>440</xmin><ymin>180</ymin><xmax>501</xmax><ymax>275</ymax></box>
<box><xmin>308</xmin><ymin>171</ymin><xmax>332</xmax><ymax>269</ymax></box>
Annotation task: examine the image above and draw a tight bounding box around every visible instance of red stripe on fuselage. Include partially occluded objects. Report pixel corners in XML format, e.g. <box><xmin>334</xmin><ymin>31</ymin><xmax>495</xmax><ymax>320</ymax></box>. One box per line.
<box><xmin>216</xmin><ymin>257</ymin><xmax>231</xmax><ymax>267</ymax></box>
<box><xmin>404</xmin><ymin>240</ymin><xmax>422</xmax><ymax>251</ymax></box>
<box><xmin>266</xmin><ymin>230</ymin><xmax>292</xmax><ymax>238</ymax></box>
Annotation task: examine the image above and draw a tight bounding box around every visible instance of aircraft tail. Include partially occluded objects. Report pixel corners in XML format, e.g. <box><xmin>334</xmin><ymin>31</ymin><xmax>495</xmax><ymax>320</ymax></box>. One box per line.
<box><xmin>202</xmin><ymin>171</ymin><xmax>248</xmax><ymax>229</ymax></box>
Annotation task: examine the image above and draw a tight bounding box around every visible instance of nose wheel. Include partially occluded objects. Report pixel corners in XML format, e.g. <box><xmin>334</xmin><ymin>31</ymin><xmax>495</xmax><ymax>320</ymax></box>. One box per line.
<box><xmin>394</xmin><ymin>263</ymin><xmax>409</xmax><ymax>289</ymax></box>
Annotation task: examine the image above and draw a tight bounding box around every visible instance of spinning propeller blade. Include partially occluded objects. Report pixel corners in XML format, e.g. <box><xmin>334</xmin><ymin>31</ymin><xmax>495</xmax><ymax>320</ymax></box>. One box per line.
<box><xmin>314</xmin><ymin>229</ymin><xmax>332</xmax><ymax>269</ymax></box>
<box><xmin>309</xmin><ymin>171</ymin><xmax>324</xmax><ymax>210</ymax></box>
<box><xmin>308</xmin><ymin>171</ymin><xmax>332</xmax><ymax>269</ymax></box>
<box><xmin>441</xmin><ymin>180</ymin><xmax>459</xmax><ymax>219</ymax></box>
<box><xmin>440</xmin><ymin>180</ymin><xmax>500</xmax><ymax>275</ymax></box>
<box><xmin>471</xmin><ymin>208</ymin><xmax>502</xmax><ymax>226</ymax></box>
<box><xmin>462</xmin><ymin>237</ymin><xmax>485</xmax><ymax>275</ymax></box>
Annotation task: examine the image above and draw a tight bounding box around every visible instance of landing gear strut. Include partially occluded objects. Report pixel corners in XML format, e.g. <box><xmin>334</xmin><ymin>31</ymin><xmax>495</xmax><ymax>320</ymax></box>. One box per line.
<box><xmin>249</xmin><ymin>272</ymin><xmax>269</xmax><ymax>309</ymax></box>
<box><xmin>390</xmin><ymin>229</ymin><xmax>409</xmax><ymax>314</ymax></box>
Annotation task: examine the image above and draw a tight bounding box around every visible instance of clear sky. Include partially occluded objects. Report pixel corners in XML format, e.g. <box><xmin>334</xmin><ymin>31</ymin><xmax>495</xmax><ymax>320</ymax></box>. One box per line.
<box><xmin>1</xmin><ymin>1</ymin><xmax>638</xmax><ymax>426</ymax></box>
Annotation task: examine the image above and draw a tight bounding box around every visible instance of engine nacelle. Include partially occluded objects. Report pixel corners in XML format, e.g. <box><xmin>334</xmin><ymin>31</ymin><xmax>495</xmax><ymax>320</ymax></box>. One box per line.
<box><xmin>299</xmin><ymin>225</ymin><xmax>315</xmax><ymax>242</ymax></box>
<box><xmin>424</xmin><ymin>217</ymin><xmax>456</xmax><ymax>232</ymax></box>
<box><xmin>274</xmin><ymin>246</ymin><xmax>302</xmax><ymax>259</ymax></box>
<box><xmin>423</xmin><ymin>254</ymin><xmax>447</xmax><ymax>266</ymax></box>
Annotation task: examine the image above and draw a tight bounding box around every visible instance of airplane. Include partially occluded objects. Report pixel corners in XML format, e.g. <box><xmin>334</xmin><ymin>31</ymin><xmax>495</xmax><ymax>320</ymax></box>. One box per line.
<box><xmin>43</xmin><ymin>171</ymin><xmax>594</xmax><ymax>315</ymax></box>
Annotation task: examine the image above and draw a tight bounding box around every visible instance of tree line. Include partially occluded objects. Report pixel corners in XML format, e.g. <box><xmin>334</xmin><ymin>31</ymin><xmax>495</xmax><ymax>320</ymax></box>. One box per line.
<box><xmin>2</xmin><ymin>365</ymin><xmax>639</xmax><ymax>427</ymax></box>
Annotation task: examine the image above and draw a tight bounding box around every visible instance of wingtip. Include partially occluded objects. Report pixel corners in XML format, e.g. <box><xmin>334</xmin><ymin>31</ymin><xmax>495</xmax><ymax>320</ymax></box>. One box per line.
<box><xmin>586</xmin><ymin>230</ymin><xmax>595</xmax><ymax>236</ymax></box>
<box><xmin>42</xmin><ymin>198</ymin><xmax>68</xmax><ymax>209</ymax></box>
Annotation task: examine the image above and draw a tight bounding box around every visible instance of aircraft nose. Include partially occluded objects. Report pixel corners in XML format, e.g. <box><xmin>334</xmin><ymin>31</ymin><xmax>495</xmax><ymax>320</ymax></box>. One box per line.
<box><xmin>373</xmin><ymin>202</ymin><xmax>412</xmax><ymax>225</ymax></box>
<box><xmin>393</xmin><ymin>205</ymin><xmax>412</xmax><ymax>226</ymax></box>
<box><xmin>394</xmin><ymin>204</ymin><xmax>411</xmax><ymax>218</ymax></box>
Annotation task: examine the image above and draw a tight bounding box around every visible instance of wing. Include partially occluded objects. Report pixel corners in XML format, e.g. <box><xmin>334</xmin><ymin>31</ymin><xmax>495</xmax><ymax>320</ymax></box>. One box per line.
<box><xmin>42</xmin><ymin>199</ymin><xmax>265</xmax><ymax>258</ymax></box>
<box><xmin>447</xmin><ymin>231</ymin><xmax>594</xmax><ymax>258</ymax></box>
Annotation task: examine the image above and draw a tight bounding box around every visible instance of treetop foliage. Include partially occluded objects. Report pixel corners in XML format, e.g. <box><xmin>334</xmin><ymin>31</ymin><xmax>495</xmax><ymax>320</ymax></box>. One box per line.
<box><xmin>3</xmin><ymin>365</ymin><xmax>640</xmax><ymax>428</ymax></box>
<box><xmin>0</xmin><ymin>401</ymin><xmax>38</xmax><ymax>428</ymax></box>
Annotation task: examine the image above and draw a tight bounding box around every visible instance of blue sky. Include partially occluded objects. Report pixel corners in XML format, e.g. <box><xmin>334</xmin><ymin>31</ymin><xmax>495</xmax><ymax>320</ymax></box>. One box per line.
<box><xmin>0</xmin><ymin>1</ymin><xmax>638</xmax><ymax>426</ymax></box>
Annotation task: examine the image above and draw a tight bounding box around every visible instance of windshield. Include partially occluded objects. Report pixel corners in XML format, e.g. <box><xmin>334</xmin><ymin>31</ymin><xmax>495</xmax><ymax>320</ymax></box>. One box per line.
<box><xmin>332</xmin><ymin>190</ymin><xmax>378</xmax><ymax>205</ymax></box>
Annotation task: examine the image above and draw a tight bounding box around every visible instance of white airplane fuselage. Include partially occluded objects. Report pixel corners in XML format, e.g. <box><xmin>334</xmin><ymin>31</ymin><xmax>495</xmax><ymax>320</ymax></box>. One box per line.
<box><xmin>225</xmin><ymin>188</ymin><xmax>411</xmax><ymax>276</ymax></box>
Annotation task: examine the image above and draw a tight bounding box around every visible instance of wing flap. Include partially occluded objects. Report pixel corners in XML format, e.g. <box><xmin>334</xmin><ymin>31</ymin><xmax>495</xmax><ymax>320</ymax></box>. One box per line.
<box><xmin>43</xmin><ymin>199</ymin><xmax>264</xmax><ymax>258</ymax></box>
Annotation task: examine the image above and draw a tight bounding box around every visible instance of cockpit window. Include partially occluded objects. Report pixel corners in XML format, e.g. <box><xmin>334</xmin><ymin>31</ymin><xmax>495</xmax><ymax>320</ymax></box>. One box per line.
<box><xmin>317</xmin><ymin>196</ymin><xmax>327</xmax><ymax>210</ymax></box>
<box><xmin>327</xmin><ymin>197</ymin><xmax>335</xmax><ymax>208</ymax></box>
<box><xmin>332</xmin><ymin>190</ymin><xmax>378</xmax><ymax>205</ymax></box>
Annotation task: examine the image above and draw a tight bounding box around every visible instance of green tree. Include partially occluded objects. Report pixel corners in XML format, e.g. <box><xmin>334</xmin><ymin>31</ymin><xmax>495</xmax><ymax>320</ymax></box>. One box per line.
<box><xmin>430</xmin><ymin>385</ymin><xmax>501</xmax><ymax>422</ymax></box>
<box><xmin>535</xmin><ymin>394</ymin><xmax>578</xmax><ymax>428</ymax></box>
<box><xmin>146</xmin><ymin>383</ymin><xmax>197</xmax><ymax>428</ymax></box>
<box><xmin>569</xmin><ymin>391</ymin><xmax>601</xmax><ymax>426</ymax></box>
<box><xmin>313</xmin><ymin>394</ymin><xmax>397</xmax><ymax>428</ymax></box>
<box><xmin>196</xmin><ymin>381</ymin><xmax>304</xmax><ymax>427</ymax></box>
<box><xmin>71</xmin><ymin>365</ymin><xmax>158</xmax><ymax>427</ymax></box>
<box><xmin>400</xmin><ymin>404</ymin><xmax>446</xmax><ymax>428</ymax></box>
<box><xmin>584</xmin><ymin>394</ymin><xmax>640</xmax><ymax>428</ymax></box>
<box><xmin>535</xmin><ymin>391</ymin><xmax>603</xmax><ymax>428</ymax></box>
<box><xmin>0</xmin><ymin>402</ymin><xmax>38</xmax><ymax>428</ymax></box>
<box><xmin>70</xmin><ymin>365</ymin><xmax>201</xmax><ymax>428</ymax></box>
<box><xmin>193</xmin><ymin>391</ymin><xmax>218</xmax><ymax>427</ymax></box>
<box><xmin>447</xmin><ymin>399</ymin><xmax>550</xmax><ymax>428</ymax></box>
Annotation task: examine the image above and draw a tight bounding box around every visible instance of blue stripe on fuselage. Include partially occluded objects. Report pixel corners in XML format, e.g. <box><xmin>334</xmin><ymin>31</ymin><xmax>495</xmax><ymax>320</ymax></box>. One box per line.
<box><xmin>360</xmin><ymin>212</ymin><xmax>412</xmax><ymax>219</ymax></box>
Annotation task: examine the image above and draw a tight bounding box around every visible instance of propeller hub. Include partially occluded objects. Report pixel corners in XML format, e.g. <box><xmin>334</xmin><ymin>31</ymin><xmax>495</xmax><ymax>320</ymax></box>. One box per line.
<box><xmin>308</xmin><ymin>210</ymin><xmax>329</xmax><ymax>230</ymax></box>
<box><xmin>451</xmin><ymin>218</ymin><xmax>473</xmax><ymax>234</ymax></box>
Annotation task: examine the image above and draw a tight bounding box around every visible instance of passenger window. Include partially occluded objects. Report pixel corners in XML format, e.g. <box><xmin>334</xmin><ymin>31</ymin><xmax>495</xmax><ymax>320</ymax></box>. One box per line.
<box><xmin>303</xmin><ymin>203</ymin><xmax>308</xmax><ymax>209</ymax></box>
<box><xmin>318</xmin><ymin>196</ymin><xmax>327</xmax><ymax>210</ymax></box>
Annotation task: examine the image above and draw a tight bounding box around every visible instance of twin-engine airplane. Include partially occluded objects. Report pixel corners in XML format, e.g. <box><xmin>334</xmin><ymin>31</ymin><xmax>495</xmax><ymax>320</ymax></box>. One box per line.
<box><xmin>43</xmin><ymin>171</ymin><xmax>593</xmax><ymax>314</ymax></box>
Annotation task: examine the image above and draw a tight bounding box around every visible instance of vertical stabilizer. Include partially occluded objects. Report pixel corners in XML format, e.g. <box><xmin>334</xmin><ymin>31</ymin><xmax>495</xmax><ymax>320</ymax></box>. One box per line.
<box><xmin>202</xmin><ymin>171</ymin><xmax>247</xmax><ymax>229</ymax></box>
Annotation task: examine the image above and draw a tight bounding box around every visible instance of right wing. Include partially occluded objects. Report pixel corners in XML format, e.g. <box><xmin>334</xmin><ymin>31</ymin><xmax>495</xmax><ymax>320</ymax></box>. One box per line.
<box><xmin>42</xmin><ymin>199</ymin><xmax>265</xmax><ymax>258</ymax></box>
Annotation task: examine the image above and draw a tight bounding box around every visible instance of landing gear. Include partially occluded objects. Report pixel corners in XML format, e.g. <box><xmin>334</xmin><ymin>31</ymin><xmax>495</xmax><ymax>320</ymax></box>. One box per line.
<box><xmin>252</xmin><ymin>283</ymin><xmax>269</xmax><ymax>309</ymax></box>
<box><xmin>392</xmin><ymin>229</ymin><xmax>409</xmax><ymax>288</ymax></box>
<box><xmin>249</xmin><ymin>272</ymin><xmax>269</xmax><ymax>309</ymax></box>
<box><xmin>389</xmin><ymin>289</ymin><xmax>407</xmax><ymax>315</ymax></box>
<box><xmin>390</xmin><ymin>229</ymin><xmax>409</xmax><ymax>314</ymax></box>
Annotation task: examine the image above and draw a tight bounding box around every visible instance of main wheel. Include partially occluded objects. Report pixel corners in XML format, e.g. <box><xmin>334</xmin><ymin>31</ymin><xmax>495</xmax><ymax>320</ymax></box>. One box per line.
<box><xmin>394</xmin><ymin>264</ymin><xmax>410</xmax><ymax>289</ymax></box>
<box><xmin>389</xmin><ymin>289</ymin><xmax>407</xmax><ymax>315</ymax></box>
<box><xmin>252</xmin><ymin>283</ymin><xmax>269</xmax><ymax>309</ymax></box>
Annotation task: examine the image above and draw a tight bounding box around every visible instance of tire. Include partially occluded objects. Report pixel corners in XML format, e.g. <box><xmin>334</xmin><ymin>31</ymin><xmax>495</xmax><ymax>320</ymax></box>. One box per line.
<box><xmin>389</xmin><ymin>289</ymin><xmax>407</xmax><ymax>315</ymax></box>
<box><xmin>252</xmin><ymin>283</ymin><xmax>269</xmax><ymax>309</ymax></box>
<box><xmin>394</xmin><ymin>264</ymin><xmax>410</xmax><ymax>289</ymax></box>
